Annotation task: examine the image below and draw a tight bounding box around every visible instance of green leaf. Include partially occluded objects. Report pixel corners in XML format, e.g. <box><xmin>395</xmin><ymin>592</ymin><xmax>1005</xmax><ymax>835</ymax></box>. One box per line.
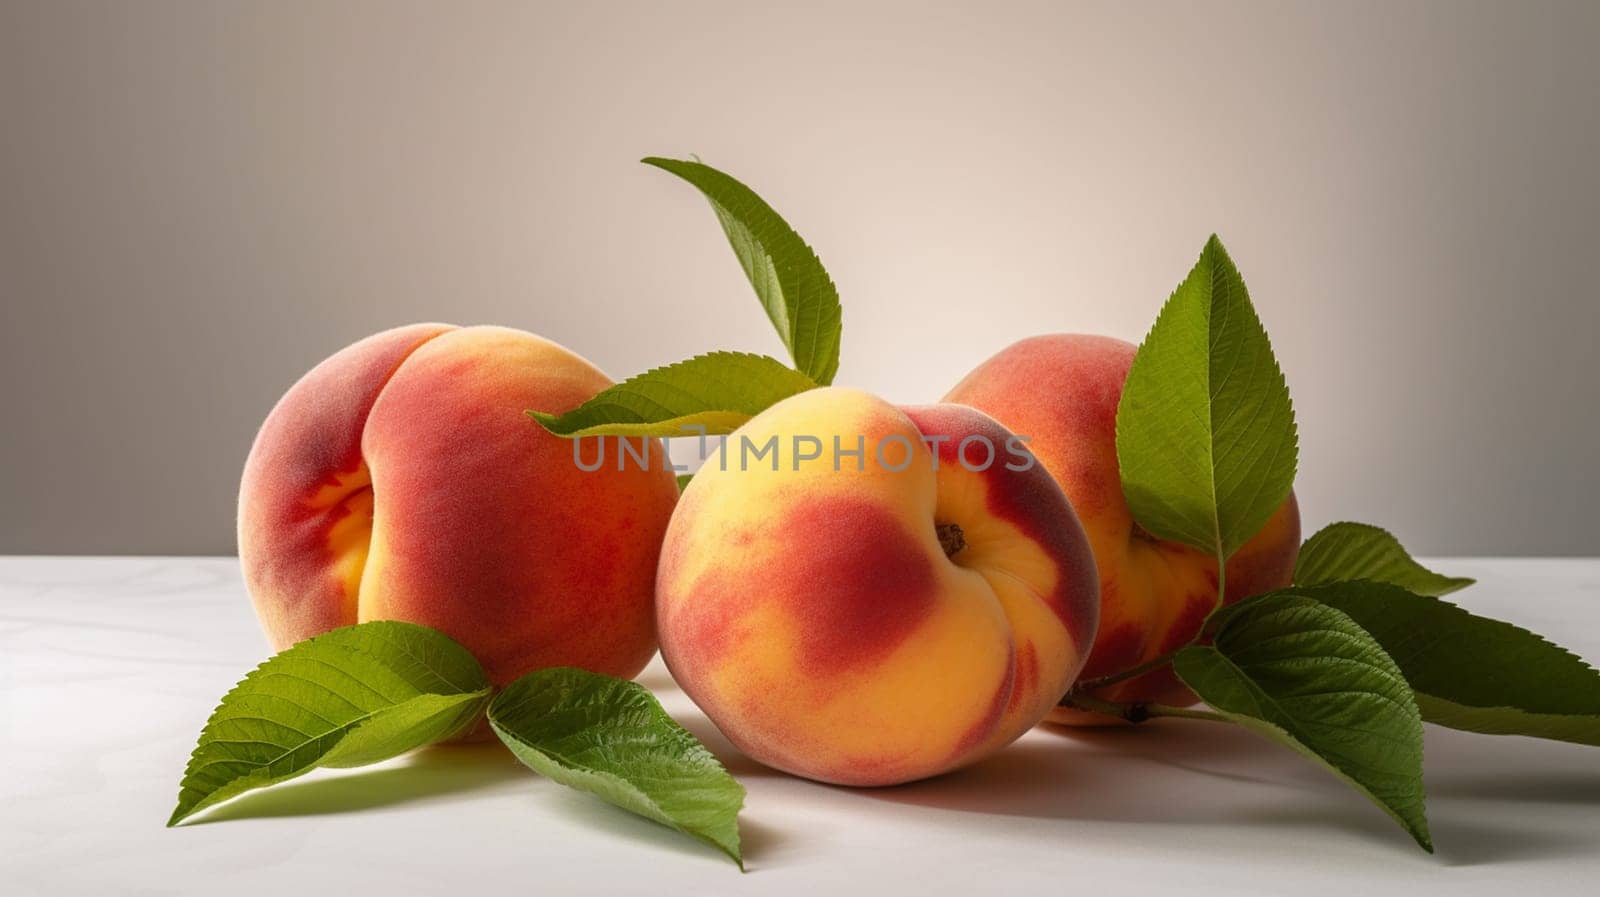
<box><xmin>644</xmin><ymin>156</ymin><xmax>843</xmax><ymax>385</ymax></box>
<box><xmin>1116</xmin><ymin>235</ymin><xmax>1297</xmax><ymax>561</ymax></box>
<box><xmin>489</xmin><ymin>667</ymin><xmax>746</xmax><ymax>868</ymax></box>
<box><xmin>529</xmin><ymin>351</ymin><xmax>817</xmax><ymax>439</ymax></box>
<box><xmin>1295</xmin><ymin>522</ymin><xmax>1473</xmax><ymax>596</ymax></box>
<box><xmin>676</xmin><ymin>473</ymin><xmax>694</xmax><ymax>491</ymax></box>
<box><xmin>169</xmin><ymin>621</ymin><xmax>491</xmax><ymax>825</ymax></box>
<box><xmin>1174</xmin><ymin>594</ymin><xmax>1431</xmax><ymax>851</ymax></box>
<box><xmin>1300</xmin><ymin>580</ymin><xmax>1600</xmax><ymax>745</ymax></box>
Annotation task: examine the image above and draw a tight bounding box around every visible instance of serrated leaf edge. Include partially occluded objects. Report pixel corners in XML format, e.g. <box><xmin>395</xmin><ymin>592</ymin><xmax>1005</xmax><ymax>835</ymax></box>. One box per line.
<box><xmin>487</xmin><ymin>672</ymin><xmax>746</xmax><ymax>869</ymax></box>
<box><xmin>528</xmin><ymin>350</ymin><xmax>817</xmax><ymax>438</ymax></box>
<box><xmin>1295</xmin><ymin>522</ymin><xmax>1475</xmax><ymax>596</ymax></box>
<box><xmin>168</xmin><ymin>622</ymin><xmax>490</xmax><ymax>826</ymax></box>
<box><xmin>642</xmin><ymin>157</ymin><xmax>843</xmax><ymax>385</ymax></box>
<box><xmin>1175</xmin><ymin>597</ymin><xmax>1432</xmax><ymax>852</ymax></box>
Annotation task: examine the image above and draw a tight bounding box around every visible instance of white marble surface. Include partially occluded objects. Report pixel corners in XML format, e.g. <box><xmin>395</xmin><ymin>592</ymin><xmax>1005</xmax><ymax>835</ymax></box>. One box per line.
<box><xmin>3</xmin><ymin>557</ymin><xmax>1599</xmax><ymax>896</ymax></box>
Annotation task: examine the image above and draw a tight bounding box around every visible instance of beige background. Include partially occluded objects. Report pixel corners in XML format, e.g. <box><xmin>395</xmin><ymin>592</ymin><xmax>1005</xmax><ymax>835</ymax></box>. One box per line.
<box><xmin>2</xmin><ymin>0</ymin><xmax>1596</xmax><ymax>556</ymax></box>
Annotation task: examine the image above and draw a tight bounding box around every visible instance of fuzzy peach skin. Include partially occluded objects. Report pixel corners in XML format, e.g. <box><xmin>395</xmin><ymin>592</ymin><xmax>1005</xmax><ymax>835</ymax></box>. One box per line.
<box><xmin>656</xmin><ymin>387</ymin><xmax>1099</xmax><ymax>786</ymax></box>
<box><xmin>238</xmin><ymin>323</ymin><xmax>679</xmax><ymax>685</ymax></box>
<box><xmin>945</xmin><ymin>334</ymin><xmax>1300</xmax><ymax>724</ymax></box>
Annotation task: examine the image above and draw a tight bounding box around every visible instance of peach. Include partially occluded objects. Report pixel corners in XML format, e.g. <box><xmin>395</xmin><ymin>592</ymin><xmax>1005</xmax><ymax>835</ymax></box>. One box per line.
<box><xmin>656</xmin><ymin>387</ymin><xmax>1099</xmax><ymax>785</ymax></box>
<box><xmin>238</xmin><ymin>323</ymin><xmax>679</xmax><ymax>685</ymax></box>
<box><xmin>945</xmin><ymin>334</ymin><xmax>1300</xmax><ymax>723</ymax></box>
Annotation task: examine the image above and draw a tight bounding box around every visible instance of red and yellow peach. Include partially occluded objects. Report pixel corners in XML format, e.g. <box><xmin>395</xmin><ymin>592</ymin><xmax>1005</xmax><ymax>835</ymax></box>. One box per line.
<box><xmin>946</xmin><ymin>334</ymin><xmax>1300</xmax><ymax>723</ymax></box>
<box><xmin>237</xmin><ymin>323</ymin><xmax>679</xmax><ymax>685</ymax></box>
<box><xmin>656</xmin><ymin>387</ymin><xmax>1100</xmax><ymax>785</ymax></box>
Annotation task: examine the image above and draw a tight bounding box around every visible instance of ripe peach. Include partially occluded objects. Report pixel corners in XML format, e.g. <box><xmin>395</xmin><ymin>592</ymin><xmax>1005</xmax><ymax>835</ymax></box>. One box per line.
<box><xmin>238</xmin><ymin>323</ymin><xmax>679</xmax><ymax>685</ymax></box>
<box><xmin>945</xmin><ymin>335</ymin><xmax>1300</xmax><ymax>723</ymax></box>
<box><xmin>656</xmin><ymin>387</ymin><xmax>1099</xmax><ymax>785</ymax></box>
